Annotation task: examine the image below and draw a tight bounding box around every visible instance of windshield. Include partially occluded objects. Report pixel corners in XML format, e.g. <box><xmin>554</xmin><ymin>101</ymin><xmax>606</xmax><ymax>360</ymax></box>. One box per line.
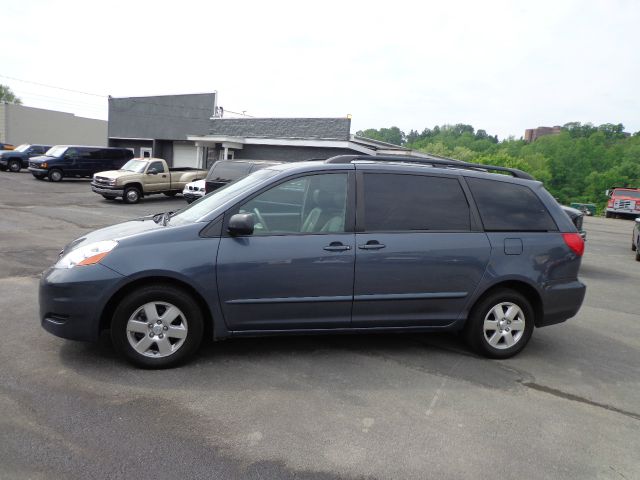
<box><xmin>15</xmin><ymin>144</ymin><xmax>30</xmax><ymax>152</ymax></box>
<box><xmin>45</xmin><ymin>146</ymin><xmax>68</xmax><ymax>158</ymax></box>
<box><xmin>613</xmin><ymin>189</ymin><xmax>640</xmax><ymax>199</ymax></box>
<box><xmin>121</xmin><ymin>159</ymin><xmax>149</xmax><ymax>173</ymax></box>
<box><xmin>170</xmin><ymin>168</ymin><xmax>280</xmax><ymax>226</ymax></box>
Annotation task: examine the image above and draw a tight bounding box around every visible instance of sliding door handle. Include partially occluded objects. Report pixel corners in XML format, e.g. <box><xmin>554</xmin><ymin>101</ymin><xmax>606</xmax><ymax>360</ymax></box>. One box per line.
<box><xmin>358</xmin><ymin>241</ymin><xmax>386</xmax><ymax>250</ymax></box>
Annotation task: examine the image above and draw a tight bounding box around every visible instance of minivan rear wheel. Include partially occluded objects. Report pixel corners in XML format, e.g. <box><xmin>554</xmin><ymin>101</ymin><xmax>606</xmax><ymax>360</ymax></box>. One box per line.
<box><xmin>110</xmin><ymin>284</ymin><xmax>204</xmax><ymax>368</ymax></box>
<box><xmin>464</xmin><ymin>289</ymin><xmax>534</xmax><ymax>359</ymax></box>
<box><xmin>48</xmin><ymin>169</ymin><xmax>63</xmax><ymax>182</ymax></box>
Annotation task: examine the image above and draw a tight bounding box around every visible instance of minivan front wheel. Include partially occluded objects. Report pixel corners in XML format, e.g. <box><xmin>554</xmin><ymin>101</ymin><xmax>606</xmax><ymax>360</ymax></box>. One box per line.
<box><xmin>48</xmin><ymin>169</ymin><xmax>63</xmax><ymax>182</ymax></box>
<box><xmin>111</xmin><ymin>284</ymin><xmax>204</xmax><ymax>368</ymax></box>
<box><xmin>465</xmin><ymin>289</ymin><xmax>534</xmax><ymax>359</ymax></box>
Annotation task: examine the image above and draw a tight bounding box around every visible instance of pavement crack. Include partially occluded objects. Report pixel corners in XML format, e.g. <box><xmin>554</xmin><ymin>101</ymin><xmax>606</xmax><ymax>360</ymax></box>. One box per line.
<box><xmin>521</xmin><ymin>382</ymin><xmax>640</xmax><ymax>421</ymax></box>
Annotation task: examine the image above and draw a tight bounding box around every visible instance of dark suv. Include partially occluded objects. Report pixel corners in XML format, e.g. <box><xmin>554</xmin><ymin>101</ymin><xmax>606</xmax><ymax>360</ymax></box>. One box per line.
<box><xmin>28</xmin><ymin>146</ymin><xmax>134</xmax><ymax>181</ymax></box>
<box><xmin>205</xmin><ymin>159</ymin><xmax>283</xmax><ymax>194</ymax></box>
<box><xmin>0</xmin><ymin>144</ymin><xmax>51</xmax><ymax>172</ymax></box>
<box><xmin>39</xmin><ymin>155</ymin><xmax>586</xmax><ymax>368</ymax></box>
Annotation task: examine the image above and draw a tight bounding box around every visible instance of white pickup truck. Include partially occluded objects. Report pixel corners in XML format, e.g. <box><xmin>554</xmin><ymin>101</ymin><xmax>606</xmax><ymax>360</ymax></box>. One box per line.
<box><xmin>91</xmin><ymin>158</ymin><xmax>207</xmax><ymax>204</ymax></box>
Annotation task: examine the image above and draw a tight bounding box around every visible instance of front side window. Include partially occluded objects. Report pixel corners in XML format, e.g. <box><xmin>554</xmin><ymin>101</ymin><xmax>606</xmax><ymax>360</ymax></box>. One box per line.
<box><xmin>363</xmin><ymin>173</ymin><xmax>471</xmax><ymax>231</ymax></box>
<box><xmin>467</xmin><ymin>177</ymin><xmax>558</xmax><ymax>231</ymax></box>
<box><xmin>148</xmin><ymin>161</ymin><xmax>164</xmax><ymax>173</ymax></box>
<box><xmin>234</xmin><ymin>173</ymin><xmax>348</xmax><ymax>235</ymax></box>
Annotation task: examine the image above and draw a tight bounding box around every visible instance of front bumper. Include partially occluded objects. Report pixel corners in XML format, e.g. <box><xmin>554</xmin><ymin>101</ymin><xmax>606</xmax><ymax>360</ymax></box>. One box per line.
<box><xmin>40</xmin><ymin>264</ymin><xmax>124</xmax><ymax>342</ymax></box>
<box><xmin>91</xmin><ymin>184</ymin><xmax>124</xmax><ymax>197</ymax></box>
<box><xmin>0</xmin><ymin>158</ymin><xmax>8</xmax><ymax>167</ymax></box>
<box><xmin>183</xmin><ymin>192</ymin><xmax>203</xmax><ymax>203</ymax></box>
<box><xmin>538</xmin><ymin>279</ymin><xmax>586</xmax><ymax>327</ymax></box>
<box><xmin>28</xmin><ymin>167</ymin><xmax>48</xmax><ymax>175</ymax></box>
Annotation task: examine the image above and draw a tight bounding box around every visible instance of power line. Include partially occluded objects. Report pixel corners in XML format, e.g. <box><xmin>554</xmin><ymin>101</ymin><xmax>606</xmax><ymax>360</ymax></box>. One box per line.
<box><xmin>0</xmin><ymin>74</ymin><xmax>107</xmax><ymax>98</ymax></box>
<box><xmin>1</xmin><ymin>73</ymin><xmax>256</xmax><ymax>118</ymax></box>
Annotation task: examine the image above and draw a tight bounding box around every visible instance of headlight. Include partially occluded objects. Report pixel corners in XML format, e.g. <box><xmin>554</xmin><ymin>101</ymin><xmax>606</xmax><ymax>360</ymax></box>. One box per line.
<box><xmin>55</xmin><ymin>240</ymin><xmax>118</xmax><ymax>269</ymax></box>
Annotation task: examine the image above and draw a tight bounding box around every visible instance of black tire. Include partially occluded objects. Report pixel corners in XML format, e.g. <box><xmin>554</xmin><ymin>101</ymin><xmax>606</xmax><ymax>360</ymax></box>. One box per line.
<box><xmin>102</xmin><ymin>195</ymin><xmax>116</xmax><ymax>201</ymax></box>
<box><xmin>33</xmin><ymin>174</ymin><xmax>45</xmax><ymax>180</ymax></box>
<box><xmin>636</xmin><ymin>248</ymin><xmax>640</xmax><ymax>262</ymax></box>
<box><xmin>605</xmin><ymin>211</ymin><xmax>612</xmax><ymax>218</ymax></box>
<box><xmin>123</xmin><ymin>186</ymin><xmax>141</xmax><ymax>204</ymax></box>
<box><xmin>632</xmin><ymin>242</ymin><xmax>636</xmax><ymax>252</ymax></box>
<box><xmin>0</xmin><ymin>165</ymin><xmax>6</xmax><ymax>171</ymax></box>
<box><xmin>464</xmin><ymin>289</ymin><xmax>534</xmax><ymax>359</ymax></box>
<box><xmin>164</xmin><ymin>191</ymin><xmax>178</xmax><ymax>197</ymax></box>
<box><xmin>48</xmin><ymin>168</ymin><xmax>63</xmax><ymax>182</ymax></box>
<box><xmin>8</xmin><ymin>159</ymin><xmax>21</xmax><ymax>172</ymax></box>
<box><xmin>110</xmin><ymin>284</ymin><xmax>204</xmax><ymax>368</ymax></box>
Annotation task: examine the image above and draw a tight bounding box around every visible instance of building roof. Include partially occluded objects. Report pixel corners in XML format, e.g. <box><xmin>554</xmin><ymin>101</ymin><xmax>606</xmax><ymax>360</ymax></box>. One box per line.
<box><xmin>209</xmin><ymin>117</ymin><xmax>351</xmax><ymax>140</ymax></box>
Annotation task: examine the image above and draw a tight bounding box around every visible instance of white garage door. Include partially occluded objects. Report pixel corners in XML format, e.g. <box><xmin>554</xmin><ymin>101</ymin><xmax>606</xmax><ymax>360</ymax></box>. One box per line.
<box><xmin>173</xmin><ymin>143</ymin><xmax>198</xmax><ymax>168</ymax></box>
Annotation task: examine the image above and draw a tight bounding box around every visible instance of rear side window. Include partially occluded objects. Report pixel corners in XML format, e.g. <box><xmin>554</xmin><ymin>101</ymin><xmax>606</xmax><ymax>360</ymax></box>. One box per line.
<box><xmin>207</xmin><ymin>162</ymin><xmax>252</xmax><ymax>182</ymax></box>
<box><xmin>466</xmin><ymin>177</ymin><xmax>557</xmax><ymax>231</ymax></box>
<box><xmin>363</xmin><ymin>173</ymin><xmax>471</xmax><ymax>231</ymax></box>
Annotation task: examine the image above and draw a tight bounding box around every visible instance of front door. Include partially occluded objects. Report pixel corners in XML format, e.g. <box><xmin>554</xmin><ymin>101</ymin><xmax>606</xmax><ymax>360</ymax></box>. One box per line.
<box><xmin>144</xmin><ymin>160</ymin><xmax>169</xmax><ymax>192</ymax></box>
<box><xmin>217</xmin><ymin>172</ymin><xmax>355</xmax><ymax>331</ymax></box>
<box><xmin>352</xmin><ymin>171</ymin><xmax>491</xmax><ymax>327</ymax></box>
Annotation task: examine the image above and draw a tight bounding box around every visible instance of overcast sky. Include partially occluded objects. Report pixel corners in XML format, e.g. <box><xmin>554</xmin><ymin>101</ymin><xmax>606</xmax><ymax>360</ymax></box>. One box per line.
<box><xmin>2</xmin><ymin>0</ymin><xmax>639</xmax><ymax>139</ymax></box>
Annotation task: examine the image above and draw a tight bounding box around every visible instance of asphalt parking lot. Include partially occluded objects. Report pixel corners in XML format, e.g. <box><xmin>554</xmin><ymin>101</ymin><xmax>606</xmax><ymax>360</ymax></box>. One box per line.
<box><xmin>1</xmin><ymin>170</ymin><xmax>639</xmax><ymax>480</ymax></box>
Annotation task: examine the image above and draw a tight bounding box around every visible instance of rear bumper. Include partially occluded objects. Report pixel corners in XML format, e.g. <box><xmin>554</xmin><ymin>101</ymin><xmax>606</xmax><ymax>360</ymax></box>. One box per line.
<box><xmin>538</xmin><ymin>280</ymin><xmax>586</xmax><ymax>327</ymax></box>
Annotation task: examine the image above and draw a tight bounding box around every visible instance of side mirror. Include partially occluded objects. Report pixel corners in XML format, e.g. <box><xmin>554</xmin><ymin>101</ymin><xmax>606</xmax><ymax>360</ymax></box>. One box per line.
<box><xmin>228</xmin><ymin>213</ymin><xmax>255</xmax><ymax>236</ymax></box>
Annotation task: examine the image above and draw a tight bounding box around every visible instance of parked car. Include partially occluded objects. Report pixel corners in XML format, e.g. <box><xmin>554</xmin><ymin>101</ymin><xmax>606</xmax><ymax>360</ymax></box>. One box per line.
<box><xmin>605</xmin><ymin>187</ymin><xmax>640</xmax><ymax>218</ymax></box>
<box><xmin>561</xmin><ymin>205</ymin><xmax>586</xmax><ymax>241</ymax></box>
<box><xmin>183</xmin><ymin>179</ymin><xmax>206</xmax><ymax>203</ymax></box>
<box><xmin>28</xmin><ymin>146</ymin><xmax>134</xmax><ymax>181</ymax></box>
<box><xmin>204</xmin><ymin>159</ymin><xmax>283</xmax><ymax>194</ymax></box>
<box><xmin>0</xmin><ymin>144</ymin><xmax>52</xmax><ymax>172</ymax></box>
<box><xmin>91</xmin><ymin>158</ymin><xmax>207</xmax><ymax>204</ymax></box>
<box><xmin>183</xmin><ymin>160</ymin><xmax>284</xmax><ymax>203</ymax></box>
<box><xmin>0</xmin><ymin>142</ymin><xmax>15</xmax><ymax>150</ymax></box>
<box><xmin>39</xmin><ymin>155</ymin><xmax>586</xmax><ymax>368</ymax></box>
<box><xmin>632</xmin><ymin>218</ymin><xmax>640</xmax><ymax>261</ymax></box>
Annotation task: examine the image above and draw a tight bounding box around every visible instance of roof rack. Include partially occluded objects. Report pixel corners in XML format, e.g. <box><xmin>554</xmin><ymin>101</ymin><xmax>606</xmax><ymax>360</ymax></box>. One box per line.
<box><xmin>325</xmin><ymin>155</ymin><xmax>535</xmax><ymax>180</ymax></box>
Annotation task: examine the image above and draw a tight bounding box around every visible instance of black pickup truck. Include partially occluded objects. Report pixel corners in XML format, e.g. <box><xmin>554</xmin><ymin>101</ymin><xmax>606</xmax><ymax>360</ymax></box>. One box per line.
<box><xmin>0</xmin><ymin>144</ymin><xmax>52</xmax><ymax>172</ymax></box>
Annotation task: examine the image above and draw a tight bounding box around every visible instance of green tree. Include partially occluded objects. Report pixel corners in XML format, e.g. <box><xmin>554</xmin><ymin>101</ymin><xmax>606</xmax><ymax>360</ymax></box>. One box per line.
<box><xmin>0</xmin><ymin>85</ymin><xmax>22</xmax><ymax>104</ymax></box>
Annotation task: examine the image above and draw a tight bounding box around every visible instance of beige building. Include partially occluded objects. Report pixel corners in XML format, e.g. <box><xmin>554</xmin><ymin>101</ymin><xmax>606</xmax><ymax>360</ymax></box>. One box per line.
<box><xmin>524</xmin><ymin>125</ymin><xmax>562</xmax><ymax>142</ymax></box>
<box><xmin>0</xmin><ymin>103</ymin><xmax>107</xmax><ymax>146</ymax></box>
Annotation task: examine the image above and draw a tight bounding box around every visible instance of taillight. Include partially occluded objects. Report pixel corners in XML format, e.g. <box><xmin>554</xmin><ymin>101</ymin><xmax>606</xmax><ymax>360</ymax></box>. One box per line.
<box><xmin>562</xmin><ymin>233</ymin><xmax>584</xmax><ymax>256</ymax></box>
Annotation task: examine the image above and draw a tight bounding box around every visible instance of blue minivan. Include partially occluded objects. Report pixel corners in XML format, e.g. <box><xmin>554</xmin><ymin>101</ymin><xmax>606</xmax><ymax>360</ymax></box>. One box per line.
<box><xmin>28</xmin><ymin>145</ymin><xmax>134</xmax><ymax>181</ymax></box>
<box><xmin>39</xmin><ymin>155</ymin><xmax>586</xmax><ymax>368</ymax></box>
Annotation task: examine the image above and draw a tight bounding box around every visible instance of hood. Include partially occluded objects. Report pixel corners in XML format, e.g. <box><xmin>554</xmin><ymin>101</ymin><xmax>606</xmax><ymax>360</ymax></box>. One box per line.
<box><xmin>62</xmin><ymin>218</ymin><xmax>164</xmax><ymax>254</ymax></box>
<box><xmin>29</xmin><ymin>155</ymin><xmax>55</xmax><ymax>163</ymax></box>
<box><xmin>94</xmin><ymin>170</ymin><xmax>130</xmax><ymax>179</ymax></box>
<box><xmin>187</xmin><ymin>179</ymin><xmax>206</xmax><ymax>189</ymax></box>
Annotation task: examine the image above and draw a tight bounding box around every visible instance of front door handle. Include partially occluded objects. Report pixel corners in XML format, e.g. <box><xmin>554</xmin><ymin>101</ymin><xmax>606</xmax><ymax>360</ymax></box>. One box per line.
<box><xmin>358</xmin><ymin>240</ymin><xmax>386</xmax><ymax>250</ymax></box>
<box><xmin>323</xmin><ymin>242</ymin><xmax>351</xmax><ymax>252</ymax></box>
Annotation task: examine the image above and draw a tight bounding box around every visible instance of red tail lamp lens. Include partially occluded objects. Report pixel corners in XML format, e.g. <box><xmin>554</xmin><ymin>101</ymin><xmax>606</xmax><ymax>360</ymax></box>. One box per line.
<box><xmin>562</xmin><ymin>233</ymin><xmax>584</xmax><ymax>256</ymax></box>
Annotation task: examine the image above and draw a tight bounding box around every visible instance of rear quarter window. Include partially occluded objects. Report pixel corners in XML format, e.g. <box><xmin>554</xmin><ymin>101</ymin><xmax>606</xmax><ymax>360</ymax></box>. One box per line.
<box><xmin>207</xmin><ymin>162</ymin><xmax>252</xmax><ymax>182</ymax></box>
<box><xmin>466</xmin><ymin>177</ymin><xmax>558</xmax><ymax>231</ymax></box>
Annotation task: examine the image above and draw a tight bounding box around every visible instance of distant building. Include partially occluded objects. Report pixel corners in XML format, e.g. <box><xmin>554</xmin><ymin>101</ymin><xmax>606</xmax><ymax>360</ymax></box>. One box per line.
<box><xmin>0</xmin><ymin>103</ymin><xmax>107</xmax><ymax>146</ymax></box>
<box><xmin>108</xmin><ymin>93</ymin><xmax>429</xmax><ymax>168</ymax></box>
<box><xmin>524</xmin><ymin>125</ymin><xmax>562</xmax><ymax>142</ymax></box>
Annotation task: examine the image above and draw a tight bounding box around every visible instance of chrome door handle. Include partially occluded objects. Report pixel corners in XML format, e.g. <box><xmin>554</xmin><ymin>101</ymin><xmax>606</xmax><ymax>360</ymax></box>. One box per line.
<box><xmin>358</xmin><ymin>241</ymin><xmax>386</xmax><ymax>250</ymax></box>
<box><xmin>323</xmin><ymin>242</ymin><xmax>351</xmax><ymax>252</ymax></box>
